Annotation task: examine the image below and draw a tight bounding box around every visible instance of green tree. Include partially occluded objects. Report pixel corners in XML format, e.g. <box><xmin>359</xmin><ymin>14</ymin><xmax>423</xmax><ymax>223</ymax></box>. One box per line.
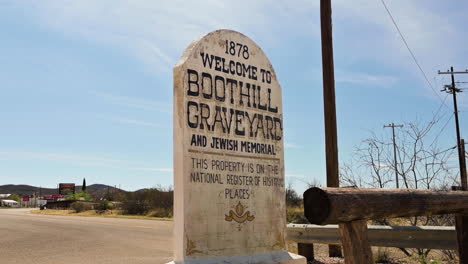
<box><xmin>8</xmin><ymin>194</ymin><xmax>21</xmax><ymax>202</ymax></box>
<box><xmin>82</xmin><ymin>178</ymin><xmax>87</xmax><ymax>192</ymax></box>
<box><xmin>66</xmin><ymin>191</ymin><xmax>93</xmax><ymax>201</ymax></box>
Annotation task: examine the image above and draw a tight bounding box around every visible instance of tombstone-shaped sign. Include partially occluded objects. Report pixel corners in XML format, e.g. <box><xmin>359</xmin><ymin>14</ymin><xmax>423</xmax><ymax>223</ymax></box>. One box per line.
<box><xmin>169</xmin><ymin>30</ymin><xmax>305</xmax><ymax>264</ymax></box>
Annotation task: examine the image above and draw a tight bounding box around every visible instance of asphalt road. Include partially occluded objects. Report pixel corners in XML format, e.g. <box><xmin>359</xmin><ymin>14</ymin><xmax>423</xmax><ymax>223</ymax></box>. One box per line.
<box><xmin>0</xmin><ymin>209</ymin><xmax>173</xmax><ymax>264</ymax></box>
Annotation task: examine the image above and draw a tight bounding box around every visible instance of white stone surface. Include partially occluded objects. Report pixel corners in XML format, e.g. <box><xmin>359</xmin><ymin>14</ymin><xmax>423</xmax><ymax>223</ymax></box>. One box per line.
<box><xmin>167</xmin><ymin>252</ymin><xmax>306</xmax><ymax>264</ymax></box>
<box><xmin>170</xmin><ymin>29</ymin><xmax>305</xmax><ymax>264</ymax></box>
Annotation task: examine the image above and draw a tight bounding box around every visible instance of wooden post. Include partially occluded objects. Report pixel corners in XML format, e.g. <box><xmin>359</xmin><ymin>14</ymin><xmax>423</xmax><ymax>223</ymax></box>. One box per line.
<box><xmin>461</xmin><ymin>139</ymin><xmax>467</xmax><ymax>190</ymax></box>
<box><xmin>297</xmin><ymin>243</ymin><xmax>314</xmax><ymax>262</ymax></box>
<box><xmin>339</xmin><ymin>220</ymin><xmax>373</xmax><ymax>264</ymax></box>
<box><xmin>455</xmin><ymin>139</ymin><xmax>468</xmax><ymax>264</ymax></box>
<box><xmin>455</xmin><ymin>215</ymin><xmax>468</xmax><ymax>264</ymax></box>
<box><xmin>320</xmin><ymin>0</ymin><xmax>339</xmax><ymax>189</ymax></box>
<box><xmin>320</xmin><ymin>0</ymin><xmax>342</xmax><ymax>257</ymax></box>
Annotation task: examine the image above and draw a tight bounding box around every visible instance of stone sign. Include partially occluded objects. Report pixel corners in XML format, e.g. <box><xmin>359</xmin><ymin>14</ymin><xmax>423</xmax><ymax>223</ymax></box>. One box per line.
<box><xmin>169</xmin><ymin>30</ymin><xmax>305</xmax><ymax>264</ymax></box>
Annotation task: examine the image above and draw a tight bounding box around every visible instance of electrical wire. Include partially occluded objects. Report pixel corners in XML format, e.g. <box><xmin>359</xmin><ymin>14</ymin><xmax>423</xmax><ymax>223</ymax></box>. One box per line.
<box><xmin>388</xmin><ymin>146</ymin><xmax>456</xmax><ymax>165</ymax></box>
<box><xmin>380</xmin><ymin>0</ymin><xmax>450</xmax><ymax>109</ymax></box>
<box><xmin>431</xmin><ymin>93</ymin><xmax>450</xmax><ymax>124</ymax></box>
<box><xmin>428</xmin><ymin>113</ymin><xmax>454</xmax><ymax>148</ymax></box>
<box><xmin>430</xmin><ymin>145</ymin><xmax>457</xmax><ymax>157</ymax></box>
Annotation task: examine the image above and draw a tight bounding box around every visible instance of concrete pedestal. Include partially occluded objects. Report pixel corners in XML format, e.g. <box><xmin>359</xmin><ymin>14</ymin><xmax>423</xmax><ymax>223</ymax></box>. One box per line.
<box><xmin>166</xmin><ymin>251</ymin><xmax>306</xmax><ymax>264</ymax></box>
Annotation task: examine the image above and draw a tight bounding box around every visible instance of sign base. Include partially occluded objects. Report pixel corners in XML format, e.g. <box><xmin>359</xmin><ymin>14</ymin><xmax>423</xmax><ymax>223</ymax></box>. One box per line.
<box><xmin>166</xmin><ymin>251</ymin><xmax>306</xmax><ymax>264</ymax></box>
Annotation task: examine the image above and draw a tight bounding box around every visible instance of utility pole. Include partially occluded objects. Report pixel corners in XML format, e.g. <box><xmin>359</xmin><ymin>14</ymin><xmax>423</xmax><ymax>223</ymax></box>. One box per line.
<box><xmin>438</xmin><ymin>67</ymin><xmax>467</xmax><ymax>188</ymax></box>
<box><xmin>462</xmin><ymin>139</ymin><xmax>467</xmax><ymax>189</ymax></box>
<box><xmin>439</xmin><ymin>67</ymin><xmax>468</xmax><ymax>263</ymax></box>
<box><xmin>320</xmin><ymin>0</ymin><xmax>342</xmax><ymax>258</ymax></box>
<box><xmin>321</xmin><ymin>0</ymin><xmax>339</xmax><ymax>188</ymax></box>
<box><xmin>384</xmin><ymin>123</ymin><xmax>403</xmax><ymax>188</ymax></box>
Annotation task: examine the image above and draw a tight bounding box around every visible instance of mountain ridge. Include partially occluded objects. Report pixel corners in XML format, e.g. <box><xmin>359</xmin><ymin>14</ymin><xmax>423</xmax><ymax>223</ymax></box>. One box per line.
<box><xmin>0</xmin><ymin>184</ymin><xmax>128</xmax><ymax>198</ymax></box>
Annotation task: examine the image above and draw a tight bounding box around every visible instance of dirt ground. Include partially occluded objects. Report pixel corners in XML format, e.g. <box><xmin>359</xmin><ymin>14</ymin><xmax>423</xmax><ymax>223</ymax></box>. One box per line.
<box><xmin>287</xmin><ymin>242</ymin><xmax>458</xmax><ymax>264</ymax></box>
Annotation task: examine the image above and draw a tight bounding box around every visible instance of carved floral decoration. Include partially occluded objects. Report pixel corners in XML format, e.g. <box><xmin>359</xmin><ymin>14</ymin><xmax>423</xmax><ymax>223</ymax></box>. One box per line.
<box><xmin>225</xmin><ymin>201</ymin><xmax>255</xmax><ymax>230</ymax></box>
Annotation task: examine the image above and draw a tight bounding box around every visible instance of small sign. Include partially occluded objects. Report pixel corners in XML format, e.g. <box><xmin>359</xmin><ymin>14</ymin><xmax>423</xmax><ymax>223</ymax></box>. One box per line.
<box><xmin>58</xmin><ymin>183</ymin><xmax>75</xmax><ymax>195</ymax></box>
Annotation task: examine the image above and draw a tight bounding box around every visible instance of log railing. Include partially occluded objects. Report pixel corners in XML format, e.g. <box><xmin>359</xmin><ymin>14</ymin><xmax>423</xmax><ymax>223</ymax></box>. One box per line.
<box><xmin>287</xmin><ymin>224</ymin><xmax>457</xmax><ymax>250</ymax></box>
<box><xmin>303</xmin><ymin>187</ymin><xmax>468</xmax><ymax>264</ymax></box>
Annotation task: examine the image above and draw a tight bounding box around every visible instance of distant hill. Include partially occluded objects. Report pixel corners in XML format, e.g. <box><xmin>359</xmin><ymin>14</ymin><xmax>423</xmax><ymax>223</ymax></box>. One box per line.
<box><xmin>79</xmin><ymin>184</ymin><xmax>125</xmax><ymax>199</ymax></box>
<box><xmin>0</xmin><ymin>185</ymin><xmax>57</xmax><ymax>196</ymax></box>
<box><xmin>0</xmin><ymin>184</ymin><xmax>126</xmax><ymax>199</ymax></box>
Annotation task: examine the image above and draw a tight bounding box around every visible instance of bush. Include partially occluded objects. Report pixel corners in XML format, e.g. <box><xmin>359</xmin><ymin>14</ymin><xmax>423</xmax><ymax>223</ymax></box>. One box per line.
<box><xmin>120</xmin><ymin>187</ymin><xmax>173</xmax><ymax>216</ymax></box>
<box><xmin>147</xmin><ymin>208</ymin><xmax>173</xmax><ymax>218</ymax></box>
<box><xmin>70</xmin><ymin>202</ymin><xmax>92</xmax><ymax>213</ymax></box>
<box><xmin>66</xmin><ymin>191</ymin><xmax>93</xmax><ymax>202</ymax></box>
<box><xmin>286</xmin><ymin>185</ymin><xmax>301</xmax><ymax>207</ymax></box>
<box><xmin>287</xmin><ymin>207</ymin><xmax>309</xmax><ymax>224</ymax></box>
<box><xmin>95</xmin><ymin>200</ymin><xmax>112</xmax><ymax>211</ymax></box>
<box><xmin>374</xmin><ymin>248</ymin><xmax>393</xmax><ymax>264</ymax></box>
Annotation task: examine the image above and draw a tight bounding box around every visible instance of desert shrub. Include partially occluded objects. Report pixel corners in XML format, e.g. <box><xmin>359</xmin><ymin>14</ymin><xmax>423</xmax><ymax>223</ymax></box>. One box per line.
<box><xmin>120</xmin><ymin>187</ymin><xmax>173</xmax><ymax>215</ymax></box>
<box><xmin>66</xmin><ymin>191</ymin><xmax>93</xmax><ymax>202</ymax></box>
<box><xmin>147</xmin><ymin>208</ymin><xmax>173</xmax><ymax>218</ymax></box>
<box><xmin>121</xmin><ymin>193</ymin><xmax>150</xmax><ymax>215</ymax></box>
<box><xmin>70</xmin><ymin>202</ymin><xmax>92</xmax><ymax>213</ymax></box>
<box><xmin>95</xmin><ymin>200</ymin><xmax>112</xmax><ymax>211</ymax></box>
<box><xmin>440</xmin><ymin>249</ymin><xmax>457</xmax><ymax>262</ymax></box>
<box><xmin>286</xmin><ymin>184</ymin><xmax>302</xmax><ymax>208</ymax></box>
<box><xmin>414</xmin><ymin>255</ymin><xmax>443</xmax><ymax>264</ymax></box>
<box><xmin>286</xmin><ymin>207</ymin><xmax>309</xmax><ymax>224</ymax></box>
<box><xmin>374</xmin><ymin>248</ymin><xmax>393</xmax><ymax>264</ymax></box>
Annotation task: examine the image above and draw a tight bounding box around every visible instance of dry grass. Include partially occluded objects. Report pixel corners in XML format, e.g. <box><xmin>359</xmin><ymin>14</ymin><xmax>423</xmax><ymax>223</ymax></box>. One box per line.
<box><xmin>31</xmin><ymin>209</ymin><xmax>172</xmax><ymax>221</ymax></box>
<box><xmin>287</xmin><ymin>241</ymin><xmax>456</xmax><ymax>264</ymax></box>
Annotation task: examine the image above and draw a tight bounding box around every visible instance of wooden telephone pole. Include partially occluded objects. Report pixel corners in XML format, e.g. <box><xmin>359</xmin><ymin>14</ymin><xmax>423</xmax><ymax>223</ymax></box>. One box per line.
<box><xmin>461</xmin><ymin>139</ymin><xmax>467</xmax><ymax>189</ymax></box>
<box><xmin>384</xmin><ymin>123</ymin><xmax>403</xmax><ymax>188</ymax></box>
<box><xmin>438</xmin><ymin>67</ymin><xmax>467</xmax><ymax>187</ymax></box>
<box><xmin>320</xmin><ymin>0</ymin><xmax>342</xmax><ymax>258</ymax></box>
<box><xmin>438</xmin><ymin>67</ymin><xmax>468</xmax><ymax>263</ymax></box>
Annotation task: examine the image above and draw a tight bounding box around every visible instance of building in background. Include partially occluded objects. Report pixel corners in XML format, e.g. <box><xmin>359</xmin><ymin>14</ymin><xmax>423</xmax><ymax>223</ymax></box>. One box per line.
<box><xmin>1</xmin><ymin>199</ymin><xmax>19</xmax><ymax>207</ymax></box>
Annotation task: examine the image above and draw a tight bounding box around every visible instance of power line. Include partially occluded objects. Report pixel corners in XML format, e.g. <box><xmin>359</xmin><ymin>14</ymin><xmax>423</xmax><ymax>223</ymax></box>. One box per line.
<box><xmin>427</xmin><ymin>145</ymin><xmax>457</xmax><ymax>158</ymax></box>
<box><xmin>383</xmin><ymin>146</ymin><xmax>456</xmax><ymax>165</ymax></box>
<box><xmin>431</xmin><ymin>93</ymin><xmax>450</xmax><ymax>123</ymax></box>
<box><xmin>380</xmin><ymin>0</ymin><xmax>449</xmax><ymax>109</ymax></box>
<box><xmin>429</xmin><ymin>113</ymin><xmax>454</xmax><ymax>148</ymax></box>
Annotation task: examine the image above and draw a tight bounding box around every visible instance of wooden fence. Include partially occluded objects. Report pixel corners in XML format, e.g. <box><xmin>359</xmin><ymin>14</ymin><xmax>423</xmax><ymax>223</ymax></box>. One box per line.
<box><xmin>302</xmin><ymin>187</ymin><xmax>468</xmax><ymax>264</ymax></box>
<box><xmin>286</xmin><ymin>224</ymin><xmax>457</xmax><ymax>261</ymax></box>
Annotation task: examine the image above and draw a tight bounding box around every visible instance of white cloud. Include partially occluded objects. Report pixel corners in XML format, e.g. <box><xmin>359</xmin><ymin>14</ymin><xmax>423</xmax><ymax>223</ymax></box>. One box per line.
<box><xmin>336</xmin><ymin>71</ymin><xmax>398</xmax><ymax>87</ymax></box>
<box><xmin>0</xmin><ymin>151</ymin><xmax>175</xmax><ymax>175</ymax></box>
<box><xmin>91</xmin><ymin>91</ymin><xmax>171</xmax><ymax>113</ymax></box>
<box><xmin>0</xmin><ymin>151</ymin><xmax>144</xmax><ymax>168</ymax></box>
<box><xmin>12</xmin><ymin>0</ymin><xmax>468</xmax><ymax>101</ymax></box>
<box><xmin>111</xmin><ymin>118</ymin><xmax>163</xmax><ymax>128</ymax></box>
<box><xmin>284</xmin><ymin>142</ymin><xmax>302</xmax><ymax>149</ymax></box>
<box><xmin>133</xmin><ymin>167</ymin><xmax>173</xmax><ymax>173</ymax></box>
<box><xmin>19</xmin><ymin>0</ymin><xmax>318</xmax><ymax>73</ymax></box>
<box><xmin>285</xmin><ymin>173</ymin><xmax>305</xmax><ymax>178</ymax></box>
<box><xmin>332</xmin><ymin>1</ymin><xmax>466</xmax><ymax>79</ymax></box>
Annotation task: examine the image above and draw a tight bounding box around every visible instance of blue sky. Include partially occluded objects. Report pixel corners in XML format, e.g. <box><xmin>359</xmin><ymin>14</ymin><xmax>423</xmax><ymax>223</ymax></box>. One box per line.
<box><xmin>1</xmin><ymin>0</ymin><xmax>467</xmax><ymax>192</ymax></box>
